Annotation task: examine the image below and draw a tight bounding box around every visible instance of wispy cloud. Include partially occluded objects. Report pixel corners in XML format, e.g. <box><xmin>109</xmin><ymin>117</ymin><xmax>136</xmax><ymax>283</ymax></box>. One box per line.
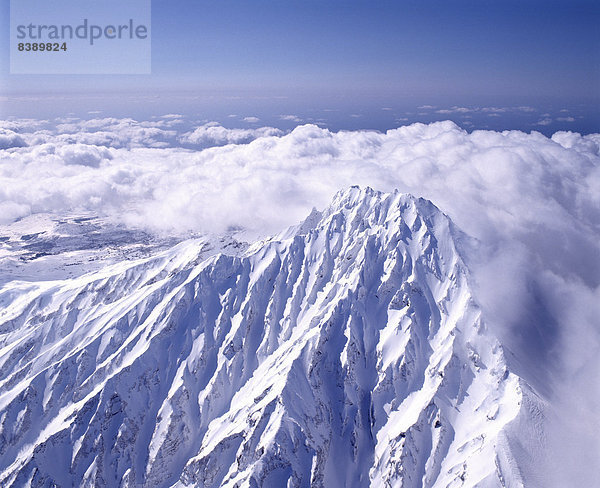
<box><xmin>434</xmin><ymin>105</ymin><xmax>537</xmax><ymax>115</ymax></box>
<box><xmin>279</xmin><ymin>115</ymin><xmax>302</xmax><ymax>122</ymax></box>
<box><xmin>435</xmin><ymin>106</ymin><xmax>471</xmax><ymax>114</ymax></box>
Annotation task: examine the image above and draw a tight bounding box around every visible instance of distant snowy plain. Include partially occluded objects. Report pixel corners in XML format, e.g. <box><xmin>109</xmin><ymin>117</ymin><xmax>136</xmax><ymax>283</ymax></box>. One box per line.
<box><xmin>0</xmin><ymin>118</ymin><xmax>599</xmax><ymax>486</ymax></box>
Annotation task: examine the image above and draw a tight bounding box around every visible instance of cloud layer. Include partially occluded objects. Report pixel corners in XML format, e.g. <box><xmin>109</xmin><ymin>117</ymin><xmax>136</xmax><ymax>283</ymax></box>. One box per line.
<box><xmin>1</xmin><ymin>117</ymin><xmax>599</xmax><ymax>485</ymax></box>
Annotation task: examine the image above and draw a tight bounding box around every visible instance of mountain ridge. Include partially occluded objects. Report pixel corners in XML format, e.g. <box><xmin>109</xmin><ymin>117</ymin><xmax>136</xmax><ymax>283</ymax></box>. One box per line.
<box><xmin>0</xmin><ymin>187</ymin><xmax>541</xmax><ymax>487</ymax></box>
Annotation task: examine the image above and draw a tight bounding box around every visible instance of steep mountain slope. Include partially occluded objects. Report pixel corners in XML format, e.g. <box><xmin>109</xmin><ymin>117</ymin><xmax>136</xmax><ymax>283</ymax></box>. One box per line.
<box><xmin>0</xmin><ymin>187</ymin><xmax>539</xmax><ymax>487</ymax></box>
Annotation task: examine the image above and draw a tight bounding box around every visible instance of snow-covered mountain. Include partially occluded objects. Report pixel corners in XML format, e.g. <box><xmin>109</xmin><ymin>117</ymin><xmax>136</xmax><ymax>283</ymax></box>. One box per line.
<box><xmin>0</xmin><ymin>187</ymin><xmax>543</xmax><ymax>487</ymax></box>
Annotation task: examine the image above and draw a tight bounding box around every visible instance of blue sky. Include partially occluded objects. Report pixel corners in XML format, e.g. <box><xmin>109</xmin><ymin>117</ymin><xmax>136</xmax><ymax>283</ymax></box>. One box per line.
<box><xmin>1</xmin><ymin>0</ymin><xmax>598</xmax><ymax>133</ymax></box>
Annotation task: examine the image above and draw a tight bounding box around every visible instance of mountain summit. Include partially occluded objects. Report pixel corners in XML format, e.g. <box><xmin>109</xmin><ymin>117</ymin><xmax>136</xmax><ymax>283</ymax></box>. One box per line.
<box><xmin>0</xmin><ymin>187</ymin><xmax>540</xmax><ymax>487</ymax></box>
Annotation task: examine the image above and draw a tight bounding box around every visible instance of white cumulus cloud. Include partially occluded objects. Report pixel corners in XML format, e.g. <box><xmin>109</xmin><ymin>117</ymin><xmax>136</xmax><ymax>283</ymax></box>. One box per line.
<box><xmin>180</xmin><ymin>123</ymin><xmax>283</xmax><ymax>147</ymax></box>
<box><xmin>0</xmin><ymin>129</ymin><xmax>27</xmax><ymax>149</ymax></box>
<box><xmin>0</xmin><ymin>118</ymin><xmax>599</xmax><ymax>486</ymax></box>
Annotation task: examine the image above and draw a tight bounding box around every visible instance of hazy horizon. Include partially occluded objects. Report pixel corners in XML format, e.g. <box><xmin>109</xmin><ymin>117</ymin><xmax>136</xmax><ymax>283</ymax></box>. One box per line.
<box><xmin>1</xmin><ymin>0</ymin><xmax>598</xmax><ymax>134</ymax></box>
